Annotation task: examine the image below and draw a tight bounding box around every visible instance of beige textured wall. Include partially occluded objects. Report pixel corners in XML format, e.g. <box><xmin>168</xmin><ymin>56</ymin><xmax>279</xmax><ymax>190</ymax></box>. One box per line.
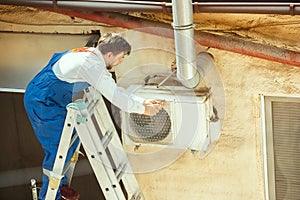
<box><xmin>118</xmin><ymin>32</ymin><xmax>300</xmax><ymax>200</ymax></box>
<box><xmin>114</xmin><ymin>15</ymin><xmax>300</xmax><ymax>200</ymax></box>
<box><xmin>134</xmin><ymin>49</ymin><xmax>299</xmax><ymax>200</ymax></box>
<box><xmin>1</xmin><ymin>5</ymin><xmax>300</xmax><ymax>200</ymax></box>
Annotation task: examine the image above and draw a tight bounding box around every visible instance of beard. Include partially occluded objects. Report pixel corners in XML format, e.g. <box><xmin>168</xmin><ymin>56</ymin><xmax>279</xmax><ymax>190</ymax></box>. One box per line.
<box><xmin>106</xmin><ymin>64</ymin><xmax>113</xmax><ymax>70</ymax></box>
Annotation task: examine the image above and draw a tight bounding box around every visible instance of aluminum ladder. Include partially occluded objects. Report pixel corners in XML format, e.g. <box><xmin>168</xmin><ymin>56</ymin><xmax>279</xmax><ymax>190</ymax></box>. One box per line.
<box><xmin>44</xmin><ymin>87</ymin><xmax>143</xmax><ymax>200</ymax></box>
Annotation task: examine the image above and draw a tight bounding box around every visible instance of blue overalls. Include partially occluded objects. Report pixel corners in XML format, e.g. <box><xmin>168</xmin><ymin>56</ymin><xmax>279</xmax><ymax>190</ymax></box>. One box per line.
<box><xmin>24</xmin><ymin>50</ymin><xmax>89</xmax><ymax>200</ymax></box>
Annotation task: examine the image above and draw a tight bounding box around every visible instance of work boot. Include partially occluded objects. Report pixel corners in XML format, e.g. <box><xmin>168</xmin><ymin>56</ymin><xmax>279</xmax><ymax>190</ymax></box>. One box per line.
<box><xmin>59</xmin><ymin>185</ymin><xmax>80</xmax><ymax>200</ymax></box>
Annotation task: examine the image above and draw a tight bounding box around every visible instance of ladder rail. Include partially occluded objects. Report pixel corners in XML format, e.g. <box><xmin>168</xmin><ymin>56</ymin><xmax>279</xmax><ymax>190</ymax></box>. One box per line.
<box><xmin>74</xmin><ymin>111</ymin><xmax>126</xmax><ymax>200</ymax></box>
<box><xmin>84</xmin><ymin>88</ymin><xmax>143</xmax><ymax>198</ymax></box>
<box><xmin>31</xmin><ymin>179</ymin><xmax>38</xmax><ymax>200</ymax></box>
<box><xmin>45</xmin><ymin>108</ymin><xmax>77</xmax><ymax>200</ymax></box>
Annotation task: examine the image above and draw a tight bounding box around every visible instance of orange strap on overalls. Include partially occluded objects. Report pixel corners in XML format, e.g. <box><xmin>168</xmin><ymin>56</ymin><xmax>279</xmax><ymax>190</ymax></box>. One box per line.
<box><xmin>71</xmin><ymin>47</ymin><xmax>91</xmax><ymax>53</ymax></box>
<box><xmin>71</xmin><ymin>47</ymin><xmax>97</xmax><ymax>56</ymax></box>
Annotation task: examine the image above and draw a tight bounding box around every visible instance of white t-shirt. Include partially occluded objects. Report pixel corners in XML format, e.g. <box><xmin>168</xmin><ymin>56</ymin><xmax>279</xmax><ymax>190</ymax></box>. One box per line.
<box><xmin>52</xmin><ymin>47</ymin><xmax>145</xmax><ymax>114</ymax></box>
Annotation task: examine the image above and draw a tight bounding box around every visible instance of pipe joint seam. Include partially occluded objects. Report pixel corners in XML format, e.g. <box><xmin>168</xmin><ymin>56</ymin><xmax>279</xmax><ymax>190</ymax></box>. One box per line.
<box><xmin>172</xmin><ymin>23</ymin><xmax>195</xmax><ymax>30</ymax></box>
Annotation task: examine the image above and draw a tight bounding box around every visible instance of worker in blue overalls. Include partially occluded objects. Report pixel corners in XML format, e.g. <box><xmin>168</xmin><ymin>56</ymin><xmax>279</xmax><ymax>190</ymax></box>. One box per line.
<box><xmin>24</xmin><ymin>33</ymin><xmax>163</xmax><ymax>200</ymax></box>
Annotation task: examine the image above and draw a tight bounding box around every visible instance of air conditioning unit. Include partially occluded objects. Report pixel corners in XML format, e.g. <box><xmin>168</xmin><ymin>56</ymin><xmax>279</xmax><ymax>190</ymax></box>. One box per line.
<box><xmin>121</xmin><ymin>85</ymin><xmax>221</xmax><ymax>155</ymax></box>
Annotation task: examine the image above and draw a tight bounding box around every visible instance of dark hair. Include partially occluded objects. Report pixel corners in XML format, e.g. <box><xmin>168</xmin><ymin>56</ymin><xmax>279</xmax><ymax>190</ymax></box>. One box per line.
<box><xmin>97</xmin><ymin>33</ymin><xmax>131</xmax><ymax>55</ymax></box>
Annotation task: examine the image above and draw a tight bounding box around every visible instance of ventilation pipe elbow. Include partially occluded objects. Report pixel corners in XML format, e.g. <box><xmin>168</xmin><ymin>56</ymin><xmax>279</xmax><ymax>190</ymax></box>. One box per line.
<box><xmin>196</xmin><ymin>52</ymin><xmax>215</xmax><ymax>81</ymax></box>
<box><xmin>172</xmin><ymin>0</ymin><xmax>200</xmax><ymax>88</ymax></box>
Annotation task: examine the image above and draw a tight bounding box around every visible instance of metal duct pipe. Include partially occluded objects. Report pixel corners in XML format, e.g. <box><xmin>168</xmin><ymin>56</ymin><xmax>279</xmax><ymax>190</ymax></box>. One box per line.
<box><xmin>0</xmin><ymin>0</ymin><xmax>172</xmax><ymax>12</ymax></box>
<box><xmin>43</xmin><ymin>10</ymin><xmax>300</xmax><ymax>68</ymax></box>
<box><xmin>172</xmin><ymin>0</ymin><xmax>200</xmax><ymax>88</ymax></box>
<box><xmin>54</xmin><ymin>1</ymin><xmax>171</xmax><ymax>12</ymax></box>
<box><xmin>1</xmin><ymin>1</ymin><xmax>300</xmax><ymax>15</ymax></box>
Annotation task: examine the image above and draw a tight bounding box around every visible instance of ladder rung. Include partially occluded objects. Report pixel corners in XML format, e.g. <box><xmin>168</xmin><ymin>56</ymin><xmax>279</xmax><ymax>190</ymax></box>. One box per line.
<box><xmin>130</xmin><ymin>191</ymin><xmax>143</xmax><ymax>200</ymax></box>
<box><xmin>69</xmin><ymin>133</ymin><xmax>78</xmax><ymax>148</ymax></box>
<box><xmin>62</xmin><ymin>151</ymin><xmax>79</xmax><ymax>175</ymax></box>
<box><xmin>87</xmin><ymin>99</ymin><xmax>99</xmax><ymax>114</ymax></box>
<box><xmin>115</xmin><ymin>162</ymin><xmax>127</xmax><ymax>182</ymax></box>
<box><xmin>102</xmin><ymin>130</ymin><xmax>114</xmax><ymax>149</ymax></box>
<box><xmin>61</xmin><ymin>134</ymin><xmax>80</xmax><ymax>175</ymax></box>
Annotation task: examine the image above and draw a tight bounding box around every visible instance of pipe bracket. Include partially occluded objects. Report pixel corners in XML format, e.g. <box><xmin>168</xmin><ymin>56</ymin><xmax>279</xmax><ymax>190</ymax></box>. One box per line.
<box><xmin>290</xmin><ymin>4</ymin><xmax>295</xmax><ymax>16</ymax></box>
<box><xmin>53</xmin><ymin>0</ymin><xmax>58</xmax><ymax>9</ymax></box>
<box><xmin>161</xmin><ymin>2</ymin><xmax>167</xmax><ymax>13</ymax></box>
<box><xmin>172</xmin><ymin>23</ymin><xmax>195</xmax><ymax>31</ymax></box>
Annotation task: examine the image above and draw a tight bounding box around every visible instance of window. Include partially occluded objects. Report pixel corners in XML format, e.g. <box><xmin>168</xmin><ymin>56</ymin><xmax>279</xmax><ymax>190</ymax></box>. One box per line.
<box><xmin>261</xmin><ymin>96</ymin><xmax>300</xmax><ymax>200</ymax></box>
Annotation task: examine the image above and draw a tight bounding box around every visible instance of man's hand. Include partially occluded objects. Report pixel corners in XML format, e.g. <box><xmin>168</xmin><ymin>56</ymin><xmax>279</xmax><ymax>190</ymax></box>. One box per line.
<box><xmin>143</xmin><ymin>99</ymin><xmax>165</xmax><ymax>116</ymax></box>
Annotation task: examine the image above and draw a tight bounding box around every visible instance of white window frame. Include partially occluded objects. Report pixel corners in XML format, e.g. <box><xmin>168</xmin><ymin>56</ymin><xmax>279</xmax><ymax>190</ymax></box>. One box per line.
<box><xmin>260</xmin><ymin>95</ymin><xmax>300</xmax><ymax>200</ymax></box>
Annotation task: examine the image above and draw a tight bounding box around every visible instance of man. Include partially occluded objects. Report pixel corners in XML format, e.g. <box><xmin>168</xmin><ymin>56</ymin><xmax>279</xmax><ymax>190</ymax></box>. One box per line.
<box><xmin>24</xmin><ymin>33</ymin><xmax>163</xmax><ymax>200</ymax></box>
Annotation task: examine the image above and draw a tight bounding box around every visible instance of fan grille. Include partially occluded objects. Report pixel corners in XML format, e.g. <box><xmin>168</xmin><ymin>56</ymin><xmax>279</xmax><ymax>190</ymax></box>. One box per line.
<box><xmin>127</xmin><ymin>108</ymin><xmax>171</xmax><ymax>143</ymax></box>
